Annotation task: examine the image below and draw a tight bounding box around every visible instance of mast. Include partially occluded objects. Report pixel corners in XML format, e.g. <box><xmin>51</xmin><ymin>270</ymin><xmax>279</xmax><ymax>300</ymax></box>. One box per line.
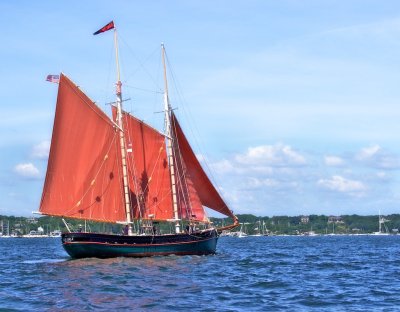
<box><xmin>114</xmin><ymin>28</ymin><xmax>133</xmax><ymax>235</ymax></box>
<box><xmin>161</xmin><ymin>43</ymin><xmax>180</xmax><ymax>234</ymax></box>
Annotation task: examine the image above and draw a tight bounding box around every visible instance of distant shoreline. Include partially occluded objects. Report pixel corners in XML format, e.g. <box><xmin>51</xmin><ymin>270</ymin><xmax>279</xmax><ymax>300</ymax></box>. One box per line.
<box><xmin>1</xmin><ymin>214</ymin><xmax>399</xmax><ymax>236</ymax></box>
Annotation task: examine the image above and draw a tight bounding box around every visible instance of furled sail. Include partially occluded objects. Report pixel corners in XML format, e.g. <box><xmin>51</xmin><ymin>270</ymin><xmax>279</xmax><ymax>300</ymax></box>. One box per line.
<box><xmin>39</xmin><ymin>74</ymin><xmax>126</xmax><ymax>223</ymax></box>
<box><xmin>171</xmin><ymin>113</ymin><xmax>235</xmax><ymax>219</ymax></box>
<box><xmin>113</xmin><ymin>109</ymin><xmax>174</xmax><ymax>221</ymax></box>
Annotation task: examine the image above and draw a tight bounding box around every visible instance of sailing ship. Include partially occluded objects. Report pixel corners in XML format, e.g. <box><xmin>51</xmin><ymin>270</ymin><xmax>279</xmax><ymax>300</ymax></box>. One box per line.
<box><xmin>39</xmin><ymin>22</ymin><xmax>238</xmax><ymax>258</ymax></box>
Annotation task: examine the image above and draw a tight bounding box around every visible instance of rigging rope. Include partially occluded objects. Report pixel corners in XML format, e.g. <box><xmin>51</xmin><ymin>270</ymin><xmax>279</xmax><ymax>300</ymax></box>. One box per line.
<box><xmin>117</xmin><ymin>35</ymin><xmax>161</xmax><ymax>91</ymax></box>
<box><xmin>164</xmin><ymin>52</ymin><xmax>231</xmax><ymax>213</ymax></box>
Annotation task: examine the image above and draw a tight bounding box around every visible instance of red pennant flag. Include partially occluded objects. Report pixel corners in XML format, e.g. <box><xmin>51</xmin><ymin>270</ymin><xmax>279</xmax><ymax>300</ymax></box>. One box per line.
<box><xmin>93</xmin><ymin>21</ymin><xmax>115</xmax><ymax>35</ymax></box>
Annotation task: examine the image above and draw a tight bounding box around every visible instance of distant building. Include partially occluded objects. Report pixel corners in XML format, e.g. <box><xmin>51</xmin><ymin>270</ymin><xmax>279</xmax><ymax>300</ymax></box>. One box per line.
<box><xmin>328</xmin><ymin>216</ymin><xmax>343</xmax><ymax>223</ymax></box>
<box><xmin>27</xmin><ymin>217</ymin><xmax>38</xmax><ymax>224</ymax></box>
<box><xmin>300</xmin><ymin>216</ymin><xmax>309</xmax><ymax>224</ymax></box>
<box><xmin>0</xmin><ymin>220</ymin><xmax>9</xmax><ymax>236</ymax></box>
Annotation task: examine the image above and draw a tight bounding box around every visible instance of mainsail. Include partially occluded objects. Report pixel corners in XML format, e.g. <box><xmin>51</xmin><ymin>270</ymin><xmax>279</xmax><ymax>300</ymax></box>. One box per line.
<box><xmin>39</xmin><ymin>74</ymin><xmax>126</xmax><ymax>223</ymax></box>
<box><xmin>115</xmin><ymin>109</ymin><xmax>173</xmax><ymax>221</ymax></box>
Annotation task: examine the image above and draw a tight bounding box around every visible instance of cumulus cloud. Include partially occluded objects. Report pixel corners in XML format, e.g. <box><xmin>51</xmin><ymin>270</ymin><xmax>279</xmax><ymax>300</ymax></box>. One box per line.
<box><xmin>356</xmin><ymin>145</ymin><xmax>381</xmax><ymax>161</ymax></box>
<box><xmin>211</xmin><ymin>159</ymin><xmax>235</xmax><ymax>174</ymax></box>
<box><xmin>31</xmin><ymin>141</ymin><xmax>50</xmax><ymax>159</ymax></box>
<box><xmin>14</xmin><ymin>163</ymin><xmax>40</xmax><ymax>178</ymax></box>
<box><xmin>355</xmin><ymin>145</ymin><xmax>400</xmax><ymax>169</ymax></box>
<box><xmin>235</xmin><ymin>144</ymin><xmax>306</xmax><ymax>167</ymax></box>
<box><xmin>317</xmin><ymin>175</ymin><xmax>366</xmax><ymax>195</ymax></box>
<box><xmin>245</xmin><ymin>177</ymin><xmax>279</xmax><ymax>189</ymax></box>
<box><xmin>324</xmin><ymin>155</ymin><xmax>344</xmax><ymax>166</ymax></box>
<box><xmin>205</xmin><ymin>143</ymin><xmax>397</xmax><ymax>215</ymax></box>
<box><xmin>376</xmin><ymin>171</ymin><xmax>387</xmax><ymax>179</ymax></box>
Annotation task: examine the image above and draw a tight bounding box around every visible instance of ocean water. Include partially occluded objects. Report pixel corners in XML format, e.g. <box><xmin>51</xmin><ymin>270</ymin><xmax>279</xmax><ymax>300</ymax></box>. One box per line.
<box><xmin>0</xmin><ymin>235</ymin><xmax>399</xmax><ymax>311</ymax></box>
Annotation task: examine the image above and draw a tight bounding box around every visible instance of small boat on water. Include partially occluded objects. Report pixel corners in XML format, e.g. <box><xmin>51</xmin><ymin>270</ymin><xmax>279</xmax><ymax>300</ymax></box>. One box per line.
<box><xmin>372</xmin><ymin>211</ymin><xmax>390</xmax><ymax>235</ymax></box>
<box><xmin>49</xmin><ymin>230</ymin><xmax>62</xmax><ymax>237</ymax></box>
<box><xmin>251</xmin><ymin>220</ymin><xmax>269</xmax><ymax>236</ymax></box>
<box><xmin>38</xmin><ymin>21</ymin><xmax>238</xmax><ymax>258</ymax></box>
<box><xmin>229</xmin><ymin>223</ymin><xmax>249</xmax><ymax>238</ymax></box>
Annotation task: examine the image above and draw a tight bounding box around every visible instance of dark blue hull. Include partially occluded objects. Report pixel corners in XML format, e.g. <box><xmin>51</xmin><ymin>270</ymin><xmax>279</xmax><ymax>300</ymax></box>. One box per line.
<box><xmin>61</xmin><ymin>229</ymin><xmax>218</xmax><ymax>258</ymax></box>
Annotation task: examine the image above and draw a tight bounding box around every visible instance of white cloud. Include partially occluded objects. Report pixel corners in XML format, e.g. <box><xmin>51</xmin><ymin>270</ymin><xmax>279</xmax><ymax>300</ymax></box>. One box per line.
<box><xmin>317</xmin><ymin>175</ymin><xmax>366</xmax><ymax>195</ymax></box>
<box><xmin>376</xmin><ymin>171</ymin><xmax>387</xmax><ymax>179</ymax></box>
<box><xmin>31</xmin><ymin>141</ymin><xmax>50</xmax><ymax>159</ymax></box>
<box><xmin>14</xmin><ymin>163</ymin><xmax>40</xmax><ymax>178</ymax></box>
<box><xmin>245</xmin><ymin>177</ymin><xmax>279</xmax><ymax>189</ymax></box>
<box><xmin>235</xmin><ymin>144</ymin><xmax>306</xmax><ymax>167</ymax></box>
<box><xmin>355</xmin><ymin>145</ymin><xmax>400</xmax><ymax>169</ymax></box>
<box><xmin>211</xmin><ymin>159</ymin><xmax>235</xmax><ymax>174</ymax></box>
<box><xmin>324</xmin><ymin>155</ymin><xmax>344</xmax><ymax>166</ymax></box>
<box><xmin>195</xmin><ymin>153</ymin><xmax>206</xmax><ymax>162</ymax></box>
<box><xmin>356</xmin><ymin>145</ymin><xmax>381</xmax><ymax>161</ymax></box>
<box><xmin>206</xmin><ymin>143</ymin><xmax>398</xmax><ymax>215</ymax></box>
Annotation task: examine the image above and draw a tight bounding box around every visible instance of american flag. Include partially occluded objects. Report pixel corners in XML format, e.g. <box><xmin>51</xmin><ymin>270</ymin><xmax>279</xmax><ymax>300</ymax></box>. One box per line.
<box><xmin>46</xmin><ymin>74</ymin><xmax>60</xmax><ymax>84</ymax></box>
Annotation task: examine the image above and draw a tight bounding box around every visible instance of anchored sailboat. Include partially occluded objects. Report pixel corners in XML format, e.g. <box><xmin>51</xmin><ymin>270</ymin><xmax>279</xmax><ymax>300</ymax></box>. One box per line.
<box><xmin>372</xmin><ymin>211</ymin><xmax>390</xmax><ymax>235</ymax></box>
<box><xmin>39</xmin><ymin>22</ymin><xmax>238</xmax><ymax>258</ymax></box>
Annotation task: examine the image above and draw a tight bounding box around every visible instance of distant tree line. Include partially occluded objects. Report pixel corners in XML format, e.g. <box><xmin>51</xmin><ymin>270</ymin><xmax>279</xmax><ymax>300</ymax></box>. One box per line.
<box><xmin>1</xmin><ymin>214</ymin><xmax>399</xmax><ymax>236</ymax></box>
<box><xmin>211</xmin><ymin>214</ymin><xmax>400</xmax><ymax>235</ymax></box>
<box><xmin>0</xmin><ymin>215</ymin><xmax>122</xmax><ymax>236</ymax></box>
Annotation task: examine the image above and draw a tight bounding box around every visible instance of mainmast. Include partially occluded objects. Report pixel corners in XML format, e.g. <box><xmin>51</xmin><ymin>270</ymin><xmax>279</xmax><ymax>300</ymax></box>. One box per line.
<box><xmin>161</xmin><ymin>43</ymin><xmax>180</xmax><ymax>234</ymax></box>
<box><xmin>114</xmin><ymin>28</ymin><xmax>133</xmax><ymax>235</ymax></box>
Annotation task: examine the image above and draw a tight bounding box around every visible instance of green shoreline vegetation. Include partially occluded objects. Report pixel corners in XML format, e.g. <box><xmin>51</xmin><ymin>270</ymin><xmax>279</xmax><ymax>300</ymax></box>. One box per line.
<box><xmin>1</xmin><ymin>214</ymin><xmax>399</xmax><ymax>236</ymax></box>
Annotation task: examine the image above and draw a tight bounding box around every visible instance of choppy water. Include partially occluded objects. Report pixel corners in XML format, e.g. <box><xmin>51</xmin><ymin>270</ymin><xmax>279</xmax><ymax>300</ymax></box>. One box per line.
<box><xmin>1</xmin><ymin>235</ymin><xmax>399</xmax><ymax>311</ymax></box>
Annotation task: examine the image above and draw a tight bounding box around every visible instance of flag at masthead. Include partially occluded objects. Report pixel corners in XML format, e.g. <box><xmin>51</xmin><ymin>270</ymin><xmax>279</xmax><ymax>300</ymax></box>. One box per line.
<box><xmin>93</xmin><ymin>21</ymin><xmax>115</xmax><ymax>35</ymax></box>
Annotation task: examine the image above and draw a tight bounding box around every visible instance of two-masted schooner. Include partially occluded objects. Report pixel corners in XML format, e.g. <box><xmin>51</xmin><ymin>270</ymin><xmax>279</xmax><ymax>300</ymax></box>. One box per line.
<box><xmin>39</xmin><ymin>21</ymin><xmax>238</xmax><ymax>258</ymax></box>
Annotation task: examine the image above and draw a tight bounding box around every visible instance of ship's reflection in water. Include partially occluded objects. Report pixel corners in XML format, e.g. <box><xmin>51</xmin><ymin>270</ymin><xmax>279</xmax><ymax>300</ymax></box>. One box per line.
<box><xmin>53</xmin><ymin>255</ymin><xmax>204</xmax><ymax>310</ymax></box>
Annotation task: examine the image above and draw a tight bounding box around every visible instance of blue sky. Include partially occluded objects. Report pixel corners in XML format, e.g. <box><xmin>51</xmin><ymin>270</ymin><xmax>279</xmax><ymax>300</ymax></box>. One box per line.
<box><xmin>2</xmin><ymin>0</ymin><xmax>400</xmax><ymax>217</ymax></box>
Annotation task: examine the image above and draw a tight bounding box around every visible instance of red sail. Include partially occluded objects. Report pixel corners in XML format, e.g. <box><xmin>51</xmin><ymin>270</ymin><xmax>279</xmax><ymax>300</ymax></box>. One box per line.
<box><xmin>39</xmin><ymin>74</ymin><xmax>126</xmax><ymax>223</ymax></box>
<box><xmin>114</xmin><ymin>109</ymin><xmax>174</xmax><ymax>221</ymax></box>
<box><xmin>171</xmin><ymin>113</ymin><xmax>234</xmax><ymax>219</ymax></box>
<box><xmin>174</xmin><ymin>143</ymin><xmax>207</xmax><ymax>222</ymax></box>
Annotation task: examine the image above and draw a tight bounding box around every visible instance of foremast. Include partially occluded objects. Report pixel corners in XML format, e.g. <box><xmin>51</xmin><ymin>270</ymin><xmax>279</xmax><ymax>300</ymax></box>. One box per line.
<box><xmin>161</xmin><ymin>43</ymin><xmax>180</xmax><ymax>234</ymax></box>
<box><xmin>114</xmin><ymin>28</ymin><xmax>133</xmax><ymax>235</ymax></box>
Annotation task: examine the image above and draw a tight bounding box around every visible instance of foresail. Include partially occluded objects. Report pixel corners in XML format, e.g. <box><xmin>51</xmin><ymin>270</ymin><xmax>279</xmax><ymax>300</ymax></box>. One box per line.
<box><xmin>113</xmin><ymin>108</ymin><xmax>174</xmax><ymax>221</ymax></box>
<box><xmin>171</xmin><ymin>113</ymin><xmax>235</xmax><ymax>219</ymax></box>
<box><xmin>174</xmin><ymin>142</ymin><xmax>208</xmax><ymax>222</ymax></box>
<box><xmin>39</xmin><ymin>74</ymin><xmax>126</xmax><ymax>223</ymax></box>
